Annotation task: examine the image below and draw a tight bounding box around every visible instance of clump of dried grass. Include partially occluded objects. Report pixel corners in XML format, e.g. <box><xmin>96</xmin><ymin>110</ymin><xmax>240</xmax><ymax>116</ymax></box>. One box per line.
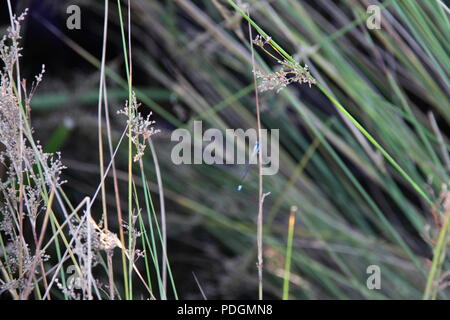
<box><xmin>0</xmin><ymin>11</ymin><xmax>161</xmax><ymax>300</ymax></box>
<box><xmin>0</xmin><ymin>11</ymin><xmax>65</xmax><ymax>298</ymax></box>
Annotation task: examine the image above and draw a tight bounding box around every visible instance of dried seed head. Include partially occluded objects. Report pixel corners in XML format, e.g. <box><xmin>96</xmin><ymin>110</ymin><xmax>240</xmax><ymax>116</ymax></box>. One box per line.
<box><xmin>118</xmin><ymin>91</ymin><xmax>160</xmax><ymax>161</ymax></box>
<box><xmin>254</xmin><ymin>64</ymin><xmax>316</xmax><ymax>93</ymax></box>
<box><xmin>252</xmin><ymin>33</ymin><xmax>316</xmax><ymax>93</ymax></box>
<box><xmin>0</xmin><ymin>10</ymin><xmax>66</xmax><ymax>295</ymax></box>
<box><xmin>253</xmin><ymin>35</ymin><xmax>272</xmax><ymax>48</ymax></box>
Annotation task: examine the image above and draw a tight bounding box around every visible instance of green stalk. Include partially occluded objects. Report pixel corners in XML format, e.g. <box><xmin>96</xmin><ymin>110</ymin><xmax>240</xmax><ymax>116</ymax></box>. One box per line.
<box><xmin>423</xmin><ymin>212</ymin><xmax>450</xmax><ymax>300</ymax></box>
<box><xmin>282</xmin><ymin>208</ymin><xmax>296</xmax><ymax>300</ymax></box>
<box><xmin>116</xmin><ymin>0</ymin><xmax>132</xmax><ymax>300</ymax></box>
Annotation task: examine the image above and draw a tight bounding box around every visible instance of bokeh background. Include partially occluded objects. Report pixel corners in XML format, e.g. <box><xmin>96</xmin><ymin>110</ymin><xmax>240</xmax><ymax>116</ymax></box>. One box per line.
<box><xmin>1</xmin><ymin>0</ymin><xmax>449</xmax><ymax>299</ymax></box>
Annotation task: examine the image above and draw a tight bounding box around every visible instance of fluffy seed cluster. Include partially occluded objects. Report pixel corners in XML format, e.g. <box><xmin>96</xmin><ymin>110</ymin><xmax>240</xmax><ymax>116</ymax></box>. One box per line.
<box><xmin>118</xmin><ymin>92</ymin><xmax>160</xmax><ymax>162</ymax></box>
<box><xmin>252</xmin><ymin>35</ymin><xmax>316</xmax><ymax>93</ymax></box>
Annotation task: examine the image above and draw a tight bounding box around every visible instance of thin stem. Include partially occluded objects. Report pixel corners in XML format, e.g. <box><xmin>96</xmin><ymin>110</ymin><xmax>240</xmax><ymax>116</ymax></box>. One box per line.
<box><xmin>423</xmin><ymin>210</ymin><xmax>450</xmax><ymax>300</ymax></box>
<box><xmin>248</xmin><ymin>11</ymin><xmax>264</xmax><ymax>300</ymax></box>
<box><xmin>148</xmin><ymin>138</ymin><xmax>167</xmax><ymax>294</ymax></box>
<box><xmin>282</xmin><ymin>206</ymin><xmax>297</xmax><ymax>300</ymax></box>
<box><xmin>117</xmin><ymin>0</ymin><xmax>132</xmax><ymax>299</ymax></box>
<box><xmin>97</xmin><ymin>0</ymin><xmax>115</xmax><ymax>300</ymax></box>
